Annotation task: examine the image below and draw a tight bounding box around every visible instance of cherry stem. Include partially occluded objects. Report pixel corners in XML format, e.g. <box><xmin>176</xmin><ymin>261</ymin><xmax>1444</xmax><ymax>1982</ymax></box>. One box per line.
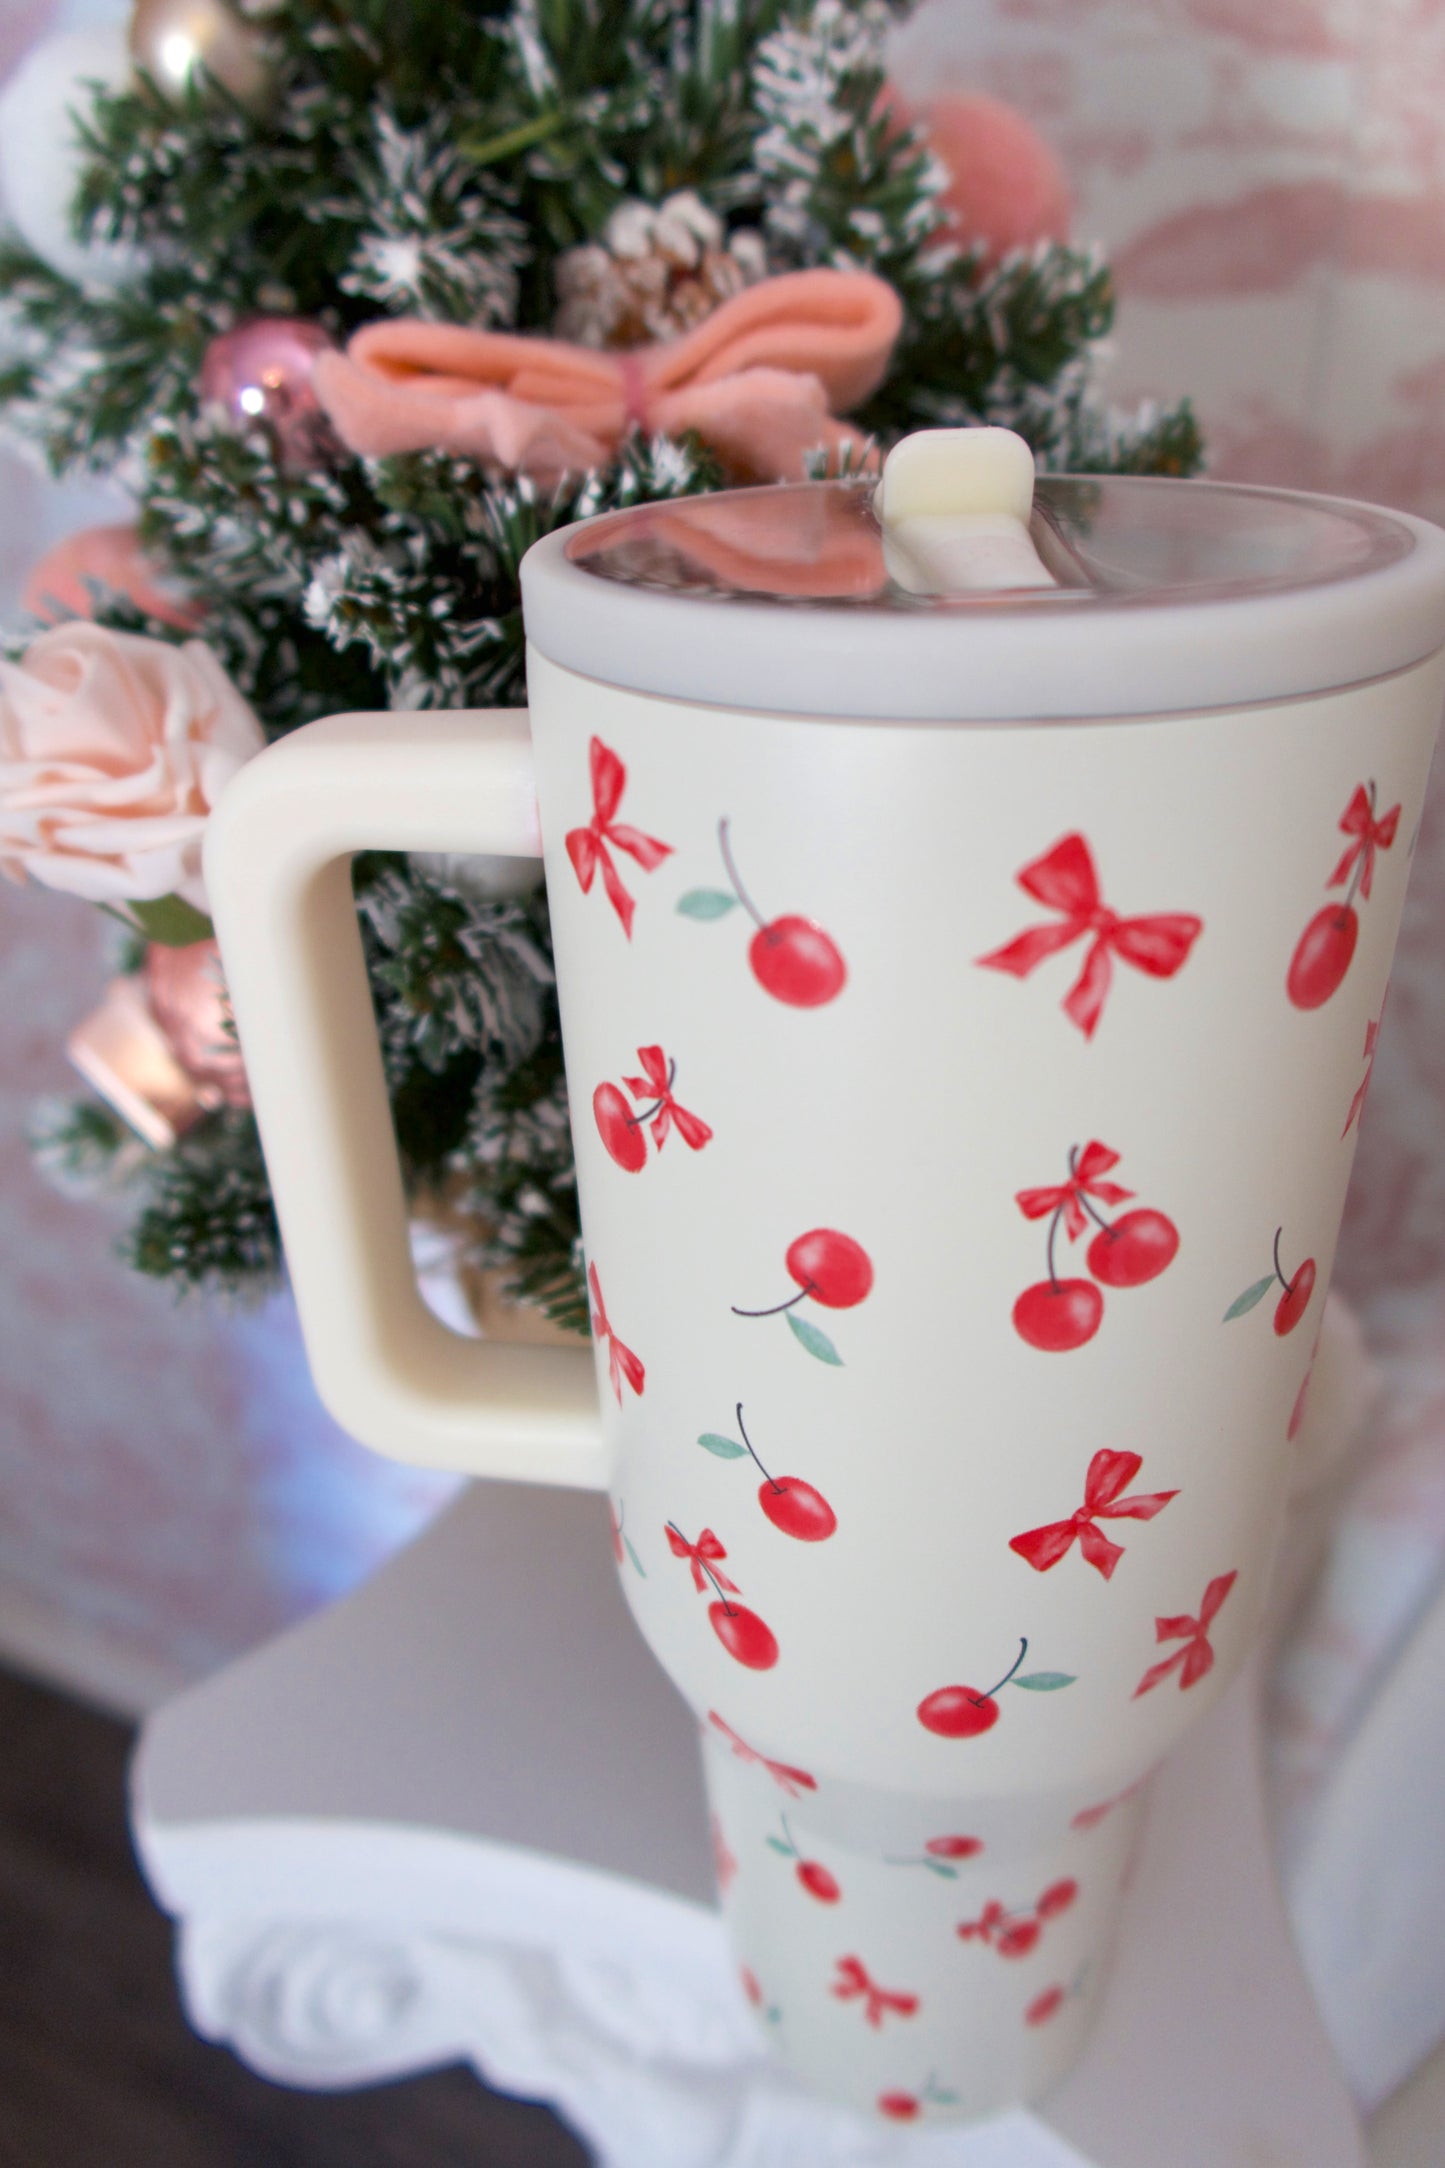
<box><xmin>732</xmin><ymin>1285</ymin><xmax>810</xmax><ymax>1319</ymax></box>
<box><xmin>717</xmin><ymin>817</ymin><xmax>767</xmax><ymax>930</ymax></box>
<box><xmin>1046</xmin><ymin>1207</ymin><xmax>1063</xmax><ymax>1291</ymax></box>
<box><xmin>780</xmin><ymin>1813</ymin><xmax>797</xmax><ymax>1855</ymax></box>
<box><xmin>736</xmin><ymin>1403</ymin><xmax>783</xmax><ymax>1493</ymax></box>
<box><xmin>1341</xmin><ymin>779</ymin><xmax>1376</xmax><ymax>914</ymax></box>
<box><xmin>1272</xmin><ymin>1225</ymin><xmax>1295</xmax><ymax>1295</ymax></box>
<box><xmin>976</xmin><ymin>1637</ymin><xmax>1029</xmax><ymax>1705</ymax></box>
<box><xmin>628</xmin><ymin>1060</ymin><xmax>678</xmax><ymax>1128</ymax></box>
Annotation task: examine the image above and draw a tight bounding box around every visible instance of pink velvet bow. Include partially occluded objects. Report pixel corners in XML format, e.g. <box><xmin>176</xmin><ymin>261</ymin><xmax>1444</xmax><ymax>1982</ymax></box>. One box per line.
<box><xmin>312</xmin><ymin>268</ymin><xmax>903</xmax><ymax>482</ymax></box>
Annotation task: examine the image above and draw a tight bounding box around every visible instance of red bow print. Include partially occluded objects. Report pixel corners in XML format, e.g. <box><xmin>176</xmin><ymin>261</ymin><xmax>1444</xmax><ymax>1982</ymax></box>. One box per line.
<box><xmin>1010</xmin><ymin>1449</ymin><xmax>1178</xmax><ymax>1580</ymax></box>
<box><xmin>1016</xmin><ymin>1141</ymin><xmax>1133</xmax><ymax>1241</ymax></box>
<box><xmin>666</xmin><ymin>1523</ymin><xmax>738</xmax><ymax>1596</ymax></box>
<box><xmin>624</xmin><ymin>1044</ymin><xmax>713</xmax><ymax>1151</ymax></box>
<box><xmin>1133</xmin><ymin>1569</ymin><xmax>1237</xmax><ymax>1697</ymax></box>
<box><xmin>1329</xmin><ymin>784</ymin><xmax>1400</xmax><ymax>903</ymax></box>
<box><xmin>707</xmin><ymin>1711</ymin><xmax>817</xmax><ymax>1797</ymax></box>
<box><xmin>831</xmin><ymin>1955</ymin><xmax>919</xmax><ymax>2029</ymax></box>
<box><xmin>1343</xmin><ymin>1014</ymin><xmax>1382</xmax><ymax>1138</ymax></box>
<box><xmin>588</xmin><ymin>1262</ymin><xmax>645</xmax><ymax>1403</ymax></box>
<box><xmin>977</xmin><ymin>834</ymin><xmax>1203</xmax><ymax>1039</ymax></box>
<box><xmin>956</xmin><ymin>1900</ymin><xmax>1008</xmax><ymax>1946</ymax></box>
<box><xmin>565</xmin><ymin>737</ymin><xmax>672</xmax><ymax>938</ymax></box>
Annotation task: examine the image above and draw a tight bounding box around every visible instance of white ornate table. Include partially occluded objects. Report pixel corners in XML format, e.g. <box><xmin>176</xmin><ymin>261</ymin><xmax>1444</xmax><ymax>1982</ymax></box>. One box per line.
<box><xmin>130</xmin><ymin>1468</ymin><xmax>1366</xmax><ymax>2166</ymax></box>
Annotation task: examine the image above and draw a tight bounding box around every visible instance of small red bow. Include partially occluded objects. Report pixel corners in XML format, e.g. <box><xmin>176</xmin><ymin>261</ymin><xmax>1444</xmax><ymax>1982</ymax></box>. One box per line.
<box><xmin>588</xmin><ymin>1262</ymin><xmax>645</xmax><ymax>1403</ymax></box>
<box><xmin>707</xmin><ymin>1711</ymin><xmax>817</xmax><ymax>1797</ymax></box>
<box><xmin>565</xmin><ymin>737</ymin><xmax>672</xmax><ymax>938</ymax></box>
<box><xmin>956</xmin><ymin>1900</ymin><xmax>1008</xmax><ymax>1945</ymax></box>
<box><xmin>1010</xmin><ymin>1449</ymin><xmax>1178</xmax><ymax>1580</ymax></box>
<box><xmin>831</xmin><ymin>1955</ymin><xmax>919</xmax><ymax>2028</ymax></box>
<box><xmin>978</xmin><ymin>834</ymin><xmax>1203</xmax><ymax>1039</ymax></box>
<box><xmin>1329</xmin><ymin>783</ymin><xmax>1400</xmax><ymax>902</ymax></box>
<box><xmin>1343</xmin><ymin>1013</ymin><xmax>1382</xmax><ymax>1138</ymax></box>
<box><xmin>1133</xmin><ymin>1569</ymin><xmax>1237</xmax><ymax>1697</ymax></box>
<box><xmin>624</xmin><ymin>1044</ymin><xmax>713</xmax><ymax>1151</ymax></box>
<box><xmin>1016</xmin><ymin>1140</ymin><xmax>1133</xmax><ymax>1240</ymax></box>
<box><xmin>666</xmin><ymin>1523</ymin><xmax>737</xmax><ymax>1596</ymax></box>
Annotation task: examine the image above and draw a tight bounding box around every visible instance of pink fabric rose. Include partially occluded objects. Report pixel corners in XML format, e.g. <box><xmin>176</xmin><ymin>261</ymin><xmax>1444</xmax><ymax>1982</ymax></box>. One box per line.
<box><xmin>22</xmin><ymin>523</ymin><xmax>201</xmax><ymax>632</ymax></box>
<box><xmin>0</xmin><ymin>622</ymin><xmax>264</xmax><ymax>913</ymax></box>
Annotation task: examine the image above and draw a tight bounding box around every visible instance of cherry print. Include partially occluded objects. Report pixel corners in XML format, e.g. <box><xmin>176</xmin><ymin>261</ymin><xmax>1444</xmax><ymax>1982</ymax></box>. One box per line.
<box><xmin>593</xmin><ymin>1081</ymin><xmax>648</xmax><ymax>1171</ymax></box>
<box><xmin>917</xmin><ymin>1638</ymin><xmax>1075</xmax><ymax>1737</ymax></box>
<box><xmin>878</xmin><ymin>2094</ymin><xmax>920</xmax><ymax>2121</ymax></box>
<box><xmin>733</xmin><ymin>1229</ymin><xmax>873</xmax><ymax>1365</ymax></box>
<box><xmin>1133</xmin><ymin>1570</ymin><xmax>1237</xmax><ymax>1697</ymax></box>
<box><xmin>710</xmin><ymin>1600</ymin><xmax>779</xmax><ymax>1669</ymax></box>
<box><xmin>1286</xmin><ymin>781</ymin><xmax>1400</xmax><ymax>1011</ymax></box>
<box><xmin>707</xmin><ymin>1711</ymin><xmax>816</xmax><ymax>1796</ymax></box>
<box><xmin>997</xmin><ymin>1919</ymin><xmax>1041</xmax><ymax>1959</ymax></box>
<box><xmin>831</xmin><ymin>1955</ymin><xmax>919</xmax><ymax>2029</ymax></box>
<box><xmin>1026</xmin><ymin>1986</ymin><xmax>1066</xmax><ymax>2027</ymax></box>
<box><xmin>1225</xmin><ymin>1228</ymin><xmax>1316</xmax><ymax>1336</ymax></box>
<box><xmin>1013</xmin><ymin>1278</ymin><xmax>1102</xmax><ymax>1352</ymax></box>
<box><xmin>740</xmin><ymin>1967</ymin><xmax>763</xmax><ymax>2006</ymax></box>
<box><xmin>927</xmin><ymin>1835</ymin><xmax>983</xmax><ymax>1861</ymax></box>
<box><xmin>977</xmin><ymin>832</ymin><xmax>1202</xmax><ymax>1039</ymax></box>
<box><xmin>1037</xmin><ymin>1879</ymin><xmax>1078</xmax><ymax>1920</ymax></box>
<box><xmin>565</xmin><ymin>736</ymin><xmax>672</xmax><ymax>937</ymax></box>
<box><xmin>1013</xmin><ymin>1142</ymin><xmax>1177</xmax><ymax>1351</ymax></box>
<box><xmin>588</xmin><ymin>1264</ymin><xmax>644</xmax><ymax>1402</ymax></box>
<box><xmin>1009</xmin><ymin>1447</ymin><xmax>1178</xmax><ymax>1580</ymax></box>
<box><xmin>768</xmin><ymin>1815</ymin><xmax>841</xmax><ymax>1901</ymax></box>
<box><xmin>1086</xmin><ymin>1208</ymin><xmax>1179</xmax><ymax>1288</ymax></box>
<box><xmin>958</xmin><ymin>1877</ymin><xmax>1078</xmax><ymax>1959</ymax></box>
<box><xmin>700</xmin><ymin>1403</ymin><xmax>838</xmax><ymax>1540</ymax></box>
<box><xmin>680</xmin><ymin>819</ymin><xmax>846</xmax><ymax>1005</ymax></box>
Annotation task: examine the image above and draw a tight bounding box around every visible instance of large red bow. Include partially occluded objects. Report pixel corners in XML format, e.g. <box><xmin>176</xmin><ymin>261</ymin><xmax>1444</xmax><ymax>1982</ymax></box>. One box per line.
<box><xmin>707</xmin><ymin>1711</ymin><xmax>817</xmax><ymax>1797</ymax></box>
<box><xmin>1330</xmin><ymin>783</ymin><xmax>1400</xmax><ymax>902</ymax></box>
<box><xmin>1133</xmin><ymin>1569</ymin><xmax>1237</xmax><ymax>1697</ymax></box>
<box><xmin>588</xmin><ymin>1262</ymin><xmax>645</xmax><ymax>1402</ymax></box>
<box><xmin>666</xmin><ymin>1523</ymin><xmax>737</xmax><ymax>1596</ymax></box>
<box><xmin>565</xmin><ymin>737</ymin><xmax>672</xmax><ymax>939</ymax></box>
<box><xmin>977</xmin><ymin>834</ymin><xmax>1203</xmax><ymax>1039</ymax></box>
<box><xmin>831</xmin><ymin>1955</ymin><xmax>919</xmax><ymax>2028</ymax></box>
<box><xmin>1010</xmin><ymin>1449</ymin><xmax>1178</xmax><ymax>1580</ymax></box>
<box><xmin>1016</xmin><ymin>1140</ymin><xmax>1133</xmax><ymax>1241</ymax></box>
<box><xmin>625</xmin><ymin>1043</ymin><xmax>713</xmax><ymax>1151</ymax></box>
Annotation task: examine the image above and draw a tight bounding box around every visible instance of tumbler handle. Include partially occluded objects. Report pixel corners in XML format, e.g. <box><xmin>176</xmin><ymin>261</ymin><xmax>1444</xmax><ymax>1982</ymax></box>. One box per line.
<box><xmin>204</xmin><ymin>709</ymin><xmax>606</xmax><ymax>1486</ymax></box>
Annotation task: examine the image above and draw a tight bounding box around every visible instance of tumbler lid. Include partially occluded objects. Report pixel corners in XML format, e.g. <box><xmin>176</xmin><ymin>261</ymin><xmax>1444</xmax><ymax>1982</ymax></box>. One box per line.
<box><xmin>519</xmin><ymin>429</ymin><xmax>1445</xmax><ymax>721</ymax></box>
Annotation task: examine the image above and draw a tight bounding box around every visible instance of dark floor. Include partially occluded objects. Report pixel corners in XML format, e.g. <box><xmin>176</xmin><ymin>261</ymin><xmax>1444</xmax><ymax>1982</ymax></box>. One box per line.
<box><xmin>0</xmin><ymin>1663</ymin><xmax>589</xmax><ymax>2168</ymax></box>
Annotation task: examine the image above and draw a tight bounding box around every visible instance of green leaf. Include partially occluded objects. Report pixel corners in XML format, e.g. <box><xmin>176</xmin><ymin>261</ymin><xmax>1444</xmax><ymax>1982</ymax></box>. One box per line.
<box><xmin>1013</xmin><ymin>1672</ymin><xmax>1076</xmax><ymax>1692</ymax></box>
<box><xmin>128</xmin><ymin>893</ymin><xmax>214</xmax><ymax>947</ymax></box>
<box><xmin>698</xmin><ymin>1432</ymin><xmax>747</xmax><ymax>1458</ymax></box>
<box><xmin>677</xmin><ymin>889</ymin><xmax>737</xmax><ymax>920</ymax></box>
<box><xmin>925</xmin><ymin>1858</ymin><xmax>958</xmax><ymax>1879</ymax></box>
<box><xmin>787</xmin><ymin>1312</ymin><xmax>842</xmax><ymax>1366</ymax></box>
<box><xmin>1224</xmin><ymin>1275</ymin><xmax>1276</xmax><ymax>1322</ymax></box>
<box><xmin>765</xmin><ymin>1835</ymin><xmax>793</xmax><ymax>1856</ymax></box>
<box><xmin>623</xmin><ymin>1536</ymin><xmax>647</xmax><ymax>1578</ymax></box>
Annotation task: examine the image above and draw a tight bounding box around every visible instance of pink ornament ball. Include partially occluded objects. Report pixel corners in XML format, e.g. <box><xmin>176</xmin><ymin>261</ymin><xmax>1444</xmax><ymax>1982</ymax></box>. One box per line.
<box><xmin>888</xmin><ymin>88</ymin><xmax>1072</xmax><ymax>265</ymax></box>
<box><xmin>144</xmin><ymin>938</ymin><xmax>251</xmax><ymax>1108</ymax></box>
<box><xmin>23</xmin><ymin>524</ymin><xmax>201</xmax><ymax>631</ymax></box>
<box><xmin>199</xmin><ymin>317</ymin><xmax>340</xmax><ymax>471</ymax></box>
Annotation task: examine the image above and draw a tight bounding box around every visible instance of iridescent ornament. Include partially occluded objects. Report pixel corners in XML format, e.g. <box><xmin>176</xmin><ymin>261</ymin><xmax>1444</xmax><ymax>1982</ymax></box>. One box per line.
<box><xmin>200</xmin><ymin>317</ymin><xmax>340</xmax><ymax>470</ymax></box>
<box><xmin>145</xmin><ymin>939</ymin><xmax>251</xmax><ymax>1108</ymax></box>
<box><xmin>128</xmin><ymin>0</ymin><xmax>274</xmax><ymax>115</ymax></box>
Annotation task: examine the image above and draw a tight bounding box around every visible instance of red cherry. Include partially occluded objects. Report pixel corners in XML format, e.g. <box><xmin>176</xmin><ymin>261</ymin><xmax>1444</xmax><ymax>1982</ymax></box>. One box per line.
<box><xmin>1287</xmin><ymin>904</ymin><xmax>1358</xmax><ymax>1010</ymax></box>
<box><xmin>1274</xmin><ymin>1257</ymin><xmax>1316</xmax><ymax>1336</ymax></box>
<box><xmin>709</xmin><ymin>1601</ymin><xmax>779</xmax><ymax>1670</ymax></box>
<box><xmin>1012</xmin><ymin>1278</ymin><xmax>1103</xmax><ymax>1351</ymax></box>
<box><xmin>997</xmin><ymin>1919</ymin><xmax>1041</xmax><ymax>1959</ymax></box>
<box><xmin>749</xmin><ymin>915</ymin><xmax>846</xmax><ymax>1007</ymax></box>
<box><xmin>593</xmin><ymin>1081</ymin><xmax>647</xmax><ymax>1171</ymax></box>
<box><xmin>1026</xmin><ymin>1986</ymin><xmax>1065</xmax><ymax>2027</ymax></box>
<box><xmin>758</xmin><ymin>1477</ymin><xmax>837</xmax><ymax>1542</ymax></box>
<box><xmin>878</xmin><ymin>2093</ymin><xmax>920</xmax><ymax>2121</ymax></box>
<box><xmin>1037</xmin><ymin>1877</ymin><xmax>1078</xmax><ymax>1920</ymax></box>
<box><xmin>926</xmin><ymin>1835</ymin><xmax>982</xmax><ymax>1860</ymax></box>
<box><xmin>917</xmin><ymin>1685</ymin><xmax>1000</xmax><ymax>1739</ymax></box>
<box><xmin>797</xmin><ymin>1860</ymin><xmax>841</xmax><ymax>1903</ymax></box>
<box><xmin>740</xmin><ymin>1966</ymin><xmax>763</xmax><ymax>2007</ymax></box>
<box><xmin>1086</xmin><ymin>1208</ymin><xmax>1179</xmax><ymax>1288</ymax></box>
<box><xmin>785</xmin><ymin>1228</ymin><xmax>873</xmax><ymax>1308</ymax></box>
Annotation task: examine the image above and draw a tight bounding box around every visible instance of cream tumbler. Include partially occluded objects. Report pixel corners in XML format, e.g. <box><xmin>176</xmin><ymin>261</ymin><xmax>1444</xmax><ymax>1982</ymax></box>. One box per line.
<box><xmin>205</xmin><ymin>431</ymin><xmax>1445</xmax><ymax>2125</ymax></box>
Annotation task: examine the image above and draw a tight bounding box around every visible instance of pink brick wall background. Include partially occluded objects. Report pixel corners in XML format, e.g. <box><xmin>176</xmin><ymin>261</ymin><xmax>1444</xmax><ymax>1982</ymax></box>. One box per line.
<box><xmin>3</xmin><ymin>0</ymin><xmax>1444</xmax><ymax>1708</ymax></box>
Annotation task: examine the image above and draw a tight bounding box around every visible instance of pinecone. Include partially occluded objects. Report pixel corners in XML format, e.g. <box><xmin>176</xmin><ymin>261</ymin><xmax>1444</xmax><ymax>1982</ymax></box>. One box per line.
<box><xmin>554</xmin><ymin>191</ymin><xmax>767</xmax><ymax>348</ymax></box>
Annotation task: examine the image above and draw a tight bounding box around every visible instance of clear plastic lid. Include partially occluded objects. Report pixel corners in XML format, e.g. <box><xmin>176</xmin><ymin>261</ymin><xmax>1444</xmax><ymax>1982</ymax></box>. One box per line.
<box><xmin>519</xmin><ymin>473</ymin><xmax>1445</xmax><ymax>720</ymax></box>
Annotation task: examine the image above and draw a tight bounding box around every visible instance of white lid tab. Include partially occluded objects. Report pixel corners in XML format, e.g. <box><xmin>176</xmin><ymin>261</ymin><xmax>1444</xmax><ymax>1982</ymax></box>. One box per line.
<box><xmin>877</xmin><ymin>427</ymin><xmax>1056</xmax><ymax>595</ymax></box>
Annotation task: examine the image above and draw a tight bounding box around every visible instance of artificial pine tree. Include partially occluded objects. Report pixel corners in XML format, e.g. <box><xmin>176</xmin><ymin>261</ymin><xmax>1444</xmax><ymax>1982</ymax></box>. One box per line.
<box><xmin>1</xmin><ymin>0</ymin><xmax>1201</xmax><ymax>1332</ymax></box>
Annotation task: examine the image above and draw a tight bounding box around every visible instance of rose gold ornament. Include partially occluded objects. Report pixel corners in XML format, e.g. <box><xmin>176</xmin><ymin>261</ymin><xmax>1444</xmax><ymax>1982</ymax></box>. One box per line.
<box><xmin>200</xmin><ymin>317</ymin><xmax>340</xmax><ymax>470</ymax></box>
<box><xmin>144</xmin><ymin>938</ymin><xmax>251</xmax><ymax>1107</ymax></box>
<box><xmin>128</xmin><ymin>0</ymin><xmax>274</xmax><ymax>115</ymax></box>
